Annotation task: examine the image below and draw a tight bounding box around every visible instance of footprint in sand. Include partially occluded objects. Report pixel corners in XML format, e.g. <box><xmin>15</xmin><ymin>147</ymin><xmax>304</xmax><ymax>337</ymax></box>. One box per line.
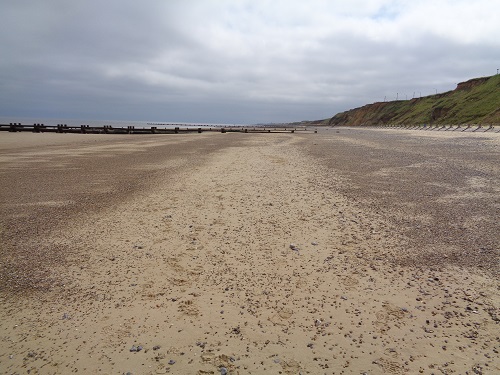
<box><xmin>178</xmin><ymin>299</ymin><xmax>200</xmax><ymax>316</ymax></box>
<box><xmin>269</xmin><ymin>307</ymin><xmax>294</xmax><ymax>325</ymax></box>
<box><xmin>375</xmin><ymin>357</ymin><xmax>404</xmax><ymax>374</ymax></box>
<box><xmin>342</xmin><ymin>275</ymin><xmax>360</xmax><ymax>289</ymax></box>
<box><xmin>280</xmin><ymin>359</ymin><xmax>302</xmax><ymax>375</ymax></box>
<box><xmin>373</xmin><ymin>302</ymin><xmax>410</xmax><ymax>333</ymax></box>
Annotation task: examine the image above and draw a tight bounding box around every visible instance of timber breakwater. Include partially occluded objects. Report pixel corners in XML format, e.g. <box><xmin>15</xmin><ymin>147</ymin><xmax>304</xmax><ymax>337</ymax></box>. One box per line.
<box><xmin>0</xmin><ymin>123</ymin><xmax>312</xmax><ymax>134</ymax></box>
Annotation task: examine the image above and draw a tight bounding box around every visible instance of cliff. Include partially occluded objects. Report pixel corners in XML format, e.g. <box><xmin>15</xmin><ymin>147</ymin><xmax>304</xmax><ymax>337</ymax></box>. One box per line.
<box><xmin>328</xmin><ymin>75</ymin><xmax>500</xmax><ymax>126</ymax></box>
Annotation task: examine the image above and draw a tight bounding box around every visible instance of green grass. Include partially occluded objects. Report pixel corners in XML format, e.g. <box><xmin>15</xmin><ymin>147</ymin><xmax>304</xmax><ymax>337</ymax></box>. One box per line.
<box><xmin>328</xmin><ymin>75</ymin><xmax>500</xmax><ymax>125</ymax></box>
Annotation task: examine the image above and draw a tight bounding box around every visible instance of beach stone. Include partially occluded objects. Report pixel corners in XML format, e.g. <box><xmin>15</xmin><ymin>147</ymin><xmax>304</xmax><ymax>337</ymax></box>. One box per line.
<box><xmin>220</xmin><ymin>367</ymin><xmax>228</xmax><ymax>375</ymax></box>
<box><xmin>168</xmin><ymin>359</ymin><xmax>176</xmax><ymax>365</ymax></box>
<box><xmin>196</xmin><ymin>341</ymin><xmax>207</xmax><ymax>348</ymax></box>
<box><xmin>130</xmin><ymin>345</ymin><xmax>142</xmax><ymax>352</ymax></box>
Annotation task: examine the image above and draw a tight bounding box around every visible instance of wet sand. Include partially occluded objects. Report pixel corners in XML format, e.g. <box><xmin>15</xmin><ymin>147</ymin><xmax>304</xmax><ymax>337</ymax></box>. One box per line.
<box><xmin>0</xmin><ymin>129</ymin><xmax>499</xmax><ymax>374</ymax></box>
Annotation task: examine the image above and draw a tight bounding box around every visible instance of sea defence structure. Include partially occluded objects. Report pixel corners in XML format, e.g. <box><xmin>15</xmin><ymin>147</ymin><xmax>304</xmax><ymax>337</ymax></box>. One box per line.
<box><xmin>0</xmin><ymin>123</ymin><xmax>313</xmax><ymax>134</ymax></box>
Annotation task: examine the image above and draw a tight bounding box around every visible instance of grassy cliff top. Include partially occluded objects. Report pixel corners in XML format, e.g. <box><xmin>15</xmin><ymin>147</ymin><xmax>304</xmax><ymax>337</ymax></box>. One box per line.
<box><xmin>327</xmin><ymin>75</ymin><xmax>500</xmax><ymax>126</ymax></box>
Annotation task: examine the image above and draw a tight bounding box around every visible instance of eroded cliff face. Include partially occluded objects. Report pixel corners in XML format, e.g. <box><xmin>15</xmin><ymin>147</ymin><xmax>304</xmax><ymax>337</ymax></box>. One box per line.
<box><xmin>329</xmin><ymin>101</ymin><xmax>408</xmax><ymax>126</ymax></box>
<box><xmin>456</xmin><ymin>77</ymin><xmax>490</xmax><ymax>90</ymax></box>
<box><xmin>328</xmin><ymin>75</ymin><xmax>500</xmax><ymax>126</ymax></box>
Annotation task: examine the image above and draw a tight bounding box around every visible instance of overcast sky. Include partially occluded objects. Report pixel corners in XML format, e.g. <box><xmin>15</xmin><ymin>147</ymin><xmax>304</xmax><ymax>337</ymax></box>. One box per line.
<box><xmin>1</xmin><ymin>0</ymin><xmax>499</xmax><ymax>124</ymax></box>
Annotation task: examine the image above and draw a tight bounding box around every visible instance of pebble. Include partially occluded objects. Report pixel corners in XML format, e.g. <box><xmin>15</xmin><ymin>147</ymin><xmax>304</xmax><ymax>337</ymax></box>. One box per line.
<box><xmin>220</xmin><ymin>367</ymin><xmax>228</xmax><ymax>375</ymax></box>
<box><xmin>290</xmin><ymin>243</ymin><xmax>299</xmax><ymax>251</ymax></box>
<box><xmin>168</xmin><ymin>359</ymin><xmax>176</xmax><ymax>365</ymax></box>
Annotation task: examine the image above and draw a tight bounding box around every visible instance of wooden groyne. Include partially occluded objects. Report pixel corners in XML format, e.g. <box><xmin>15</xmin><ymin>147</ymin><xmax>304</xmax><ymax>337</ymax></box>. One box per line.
<box><xmin>0</xmin><ymin>123</ymin><xmax>313</xmax><ymax>134</ymax></box>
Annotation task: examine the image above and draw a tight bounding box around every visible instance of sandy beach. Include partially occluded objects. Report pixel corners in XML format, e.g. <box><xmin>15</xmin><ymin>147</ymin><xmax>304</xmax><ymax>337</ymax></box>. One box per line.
<box><xmin>1</xmin><ymin>128</ymin><xmax>499</xmax><ymax>374</ymax></box>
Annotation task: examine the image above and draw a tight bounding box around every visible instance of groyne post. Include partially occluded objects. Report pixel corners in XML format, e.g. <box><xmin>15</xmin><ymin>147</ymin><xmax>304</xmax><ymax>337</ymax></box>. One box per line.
<box><xmin>9</xmin><ymin>123</ymin><xmax>21</xmax><ymax>132</ymax></box>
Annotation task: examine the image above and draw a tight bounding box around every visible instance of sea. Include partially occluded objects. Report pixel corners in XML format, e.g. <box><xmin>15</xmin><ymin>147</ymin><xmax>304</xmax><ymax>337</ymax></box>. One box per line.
<box><xmin>0</xmin><ymin>116</ymin><xmax>246</xmax><ymax>129</ymax></box>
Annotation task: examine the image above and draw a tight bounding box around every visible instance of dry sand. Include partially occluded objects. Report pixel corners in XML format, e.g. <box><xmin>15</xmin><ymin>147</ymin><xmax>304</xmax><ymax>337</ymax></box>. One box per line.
<box><xmin>0</xmin><ymin>129</ymin><xmax>498</xmax><ymax>374</ymax></box>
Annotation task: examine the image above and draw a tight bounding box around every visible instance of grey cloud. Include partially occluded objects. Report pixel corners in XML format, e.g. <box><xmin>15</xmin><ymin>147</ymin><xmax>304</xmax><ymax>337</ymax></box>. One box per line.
<box><xmin>1</xmin><ymin>1</ymin><xmax>499</xmax><ymax>124</ymax></box>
